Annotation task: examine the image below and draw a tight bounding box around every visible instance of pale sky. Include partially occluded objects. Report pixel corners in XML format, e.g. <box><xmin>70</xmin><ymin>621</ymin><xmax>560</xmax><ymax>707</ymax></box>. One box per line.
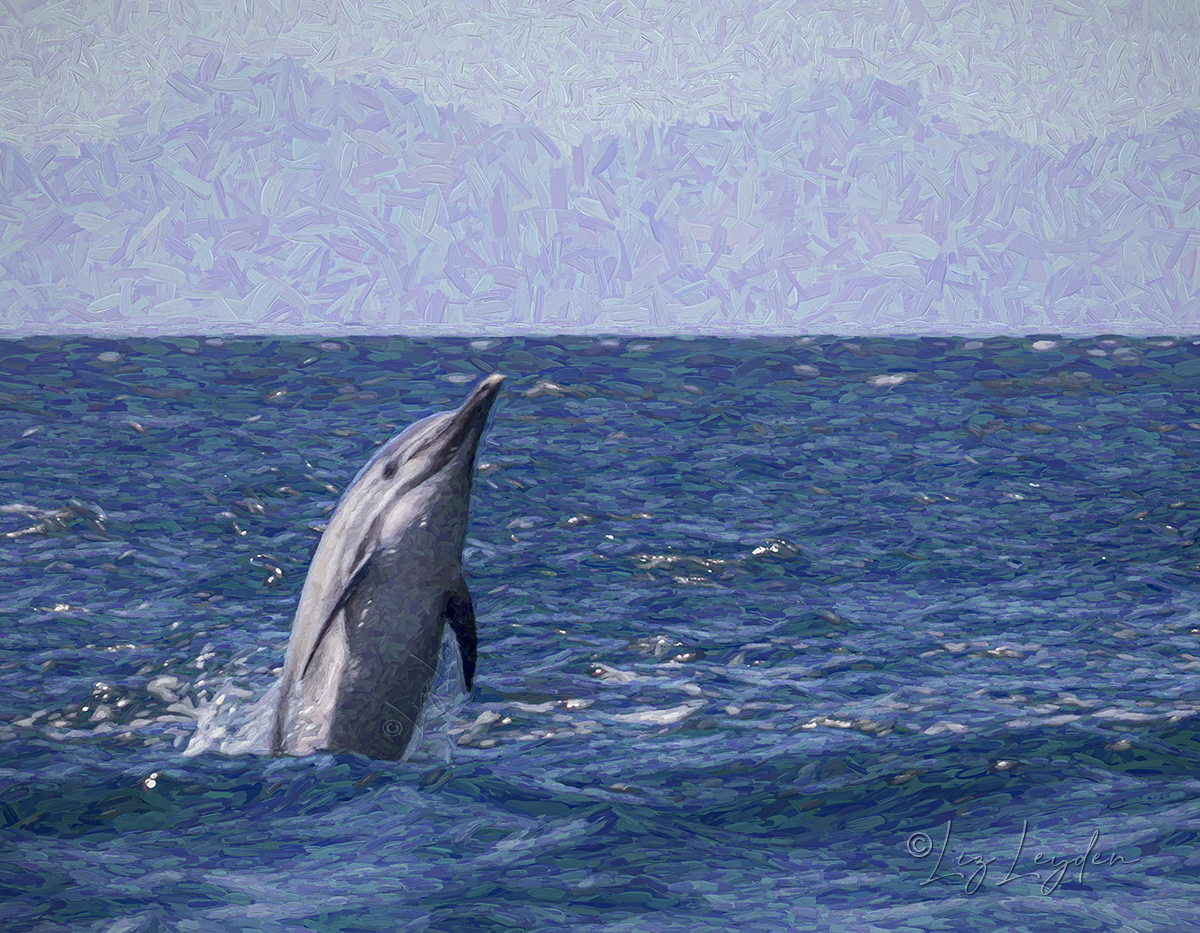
<box><xmin>1</xmin><ymin>0</ymin><xmax>1198</xmax><ymax>153</ymax></box>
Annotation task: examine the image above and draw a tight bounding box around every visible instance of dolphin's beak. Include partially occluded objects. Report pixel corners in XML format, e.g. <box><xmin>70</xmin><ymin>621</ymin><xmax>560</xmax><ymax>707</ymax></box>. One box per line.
<box><xmin>463</xmin><ymin>372</ymin><xmax>506</xmax><ymax>414</ymax></box>
<box><xmin>447</xmin><ymin>372</ymin><xmax>505</xmax><ymax>452</ymax></box>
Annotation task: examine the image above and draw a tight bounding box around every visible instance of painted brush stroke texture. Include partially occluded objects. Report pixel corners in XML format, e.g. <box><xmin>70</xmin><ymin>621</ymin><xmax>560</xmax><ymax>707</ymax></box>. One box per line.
<box><xmin>0</xmin><ymin>58</ymin><xmax>1197</xmax><ymax>334</ymax></box>
<box><xmin>0</xmin><ymin>2</ymin><xmax>1197</xmax><ymax>334</ymax></box>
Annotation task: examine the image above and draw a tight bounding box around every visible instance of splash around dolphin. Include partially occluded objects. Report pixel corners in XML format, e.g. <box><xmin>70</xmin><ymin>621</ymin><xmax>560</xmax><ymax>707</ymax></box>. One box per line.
<box><xmin>270</xmin><ymin>372</ymin><xmax>505</xmax><ymax>760</ymax></box>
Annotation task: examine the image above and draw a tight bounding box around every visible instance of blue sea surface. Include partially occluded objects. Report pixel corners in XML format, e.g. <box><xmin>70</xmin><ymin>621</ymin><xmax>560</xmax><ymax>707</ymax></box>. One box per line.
<box><xmin>2</xmin><ymin>334</ymin><xmax>1199</xmax><ymax>933</ymax></box>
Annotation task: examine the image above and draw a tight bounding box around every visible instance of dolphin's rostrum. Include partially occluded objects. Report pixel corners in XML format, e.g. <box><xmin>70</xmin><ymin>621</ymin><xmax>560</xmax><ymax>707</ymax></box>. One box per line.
<box><xmin>271</xmin><ymin>372</ymin><xmax>505</xmax><ymax>760</ymax></box>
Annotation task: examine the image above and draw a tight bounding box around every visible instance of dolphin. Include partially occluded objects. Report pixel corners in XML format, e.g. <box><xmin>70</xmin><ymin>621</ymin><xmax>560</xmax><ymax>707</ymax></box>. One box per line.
<box><xmin>271</xmin><ymin>372</ymin><xmax>505</xmax><ymax>760</ymax></box>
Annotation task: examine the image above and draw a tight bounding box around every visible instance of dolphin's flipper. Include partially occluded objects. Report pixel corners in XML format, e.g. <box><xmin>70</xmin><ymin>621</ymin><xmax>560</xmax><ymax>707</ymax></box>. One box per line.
<box><xmin>444</xmin><ymin>583</ymin><xmax>477</xmax><ymax>691</ymax></box>
<box><xmin>302</xmin><ymin>551</ymin><xmax>380</xmax><ymax>678</ymax></box>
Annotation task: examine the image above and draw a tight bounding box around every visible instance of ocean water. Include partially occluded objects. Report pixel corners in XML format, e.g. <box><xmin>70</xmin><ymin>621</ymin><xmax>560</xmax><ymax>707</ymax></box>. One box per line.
<box><xmin>2</xmin><ymin>333</ymin><xmax>1199</xmax><ymax>933</ymax></box>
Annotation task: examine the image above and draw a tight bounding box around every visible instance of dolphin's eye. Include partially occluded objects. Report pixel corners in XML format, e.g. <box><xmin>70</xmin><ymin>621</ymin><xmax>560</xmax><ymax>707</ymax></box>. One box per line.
<box><xmin>382</xmin><ymin>460</ymin><xmax>398</xmax><ymax>479</ymax></box>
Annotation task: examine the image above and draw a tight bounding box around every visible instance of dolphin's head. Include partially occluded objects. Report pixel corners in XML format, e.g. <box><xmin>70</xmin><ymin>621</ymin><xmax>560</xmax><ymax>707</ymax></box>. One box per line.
<box><xmin>367</xmin><ymin>371</ymin><xmax>504</xmax><ymax>488</ymax></box>
<box><xmin>331</xmin><ymin>373</ymin><xmax>506</xmax><ymax>558</ymax></box>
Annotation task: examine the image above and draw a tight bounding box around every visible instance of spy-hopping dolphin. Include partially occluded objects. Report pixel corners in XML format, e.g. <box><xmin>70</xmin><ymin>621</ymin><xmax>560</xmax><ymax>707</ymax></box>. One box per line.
<box><xmin>271</xmin><ymin>372</ymin><xmax>505</xmax><ymax>760</ymax></box>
